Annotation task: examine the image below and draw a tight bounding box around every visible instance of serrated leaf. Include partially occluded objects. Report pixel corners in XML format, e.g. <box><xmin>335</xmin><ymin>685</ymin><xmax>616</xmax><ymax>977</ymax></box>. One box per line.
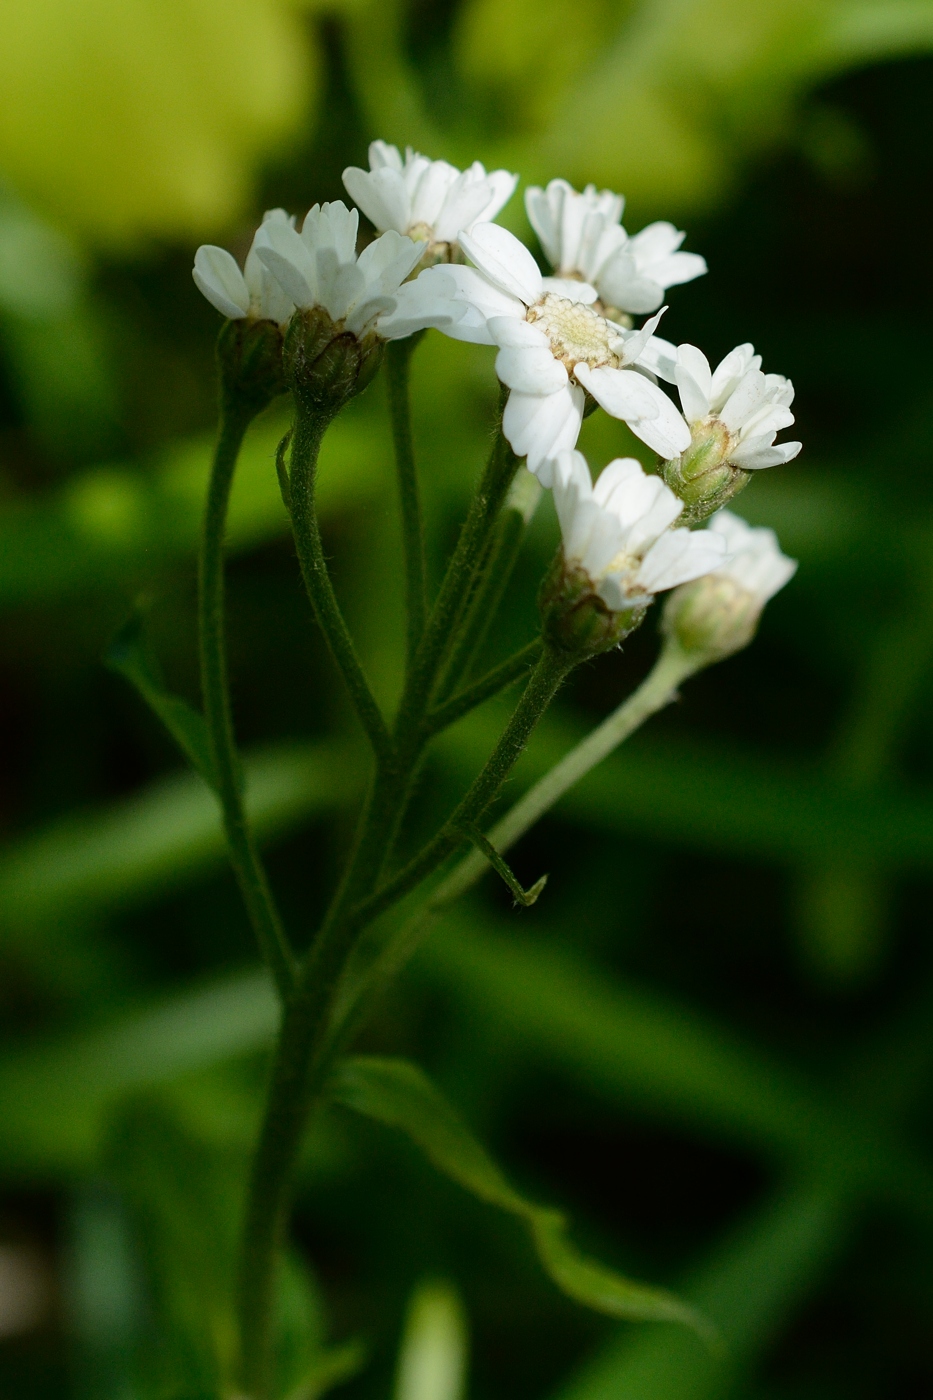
<box><xmin>106</xmin><ymin>610</ymin><xmax>217</xmax><ymax>788</ymax></box>
<box><xmin>330</xmin><ymin>1055</ymin><xmax>713</xmax><ymax>1340</ymax></box>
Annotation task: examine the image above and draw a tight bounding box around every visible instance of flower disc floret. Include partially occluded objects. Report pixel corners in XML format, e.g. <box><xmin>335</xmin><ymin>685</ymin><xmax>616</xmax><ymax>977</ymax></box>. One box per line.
<box><xmin>342</xmin><ymin>141</ymin><xmax>517</xmax><ymax>262</ymax></box>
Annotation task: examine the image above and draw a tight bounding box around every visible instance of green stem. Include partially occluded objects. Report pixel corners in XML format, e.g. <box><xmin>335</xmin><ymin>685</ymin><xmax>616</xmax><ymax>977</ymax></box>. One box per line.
<box><xmin>386</xmin><ymin>336</ymin><xmax>427</xmax><ymax>672</ymax></box>
<box><xmin>199</xmin><ymin>406</ymin><xmax>296</xmax><ymax>999</ymax></box>
<box><xmin>235</xmin><ymin>647</ymin><xmax>570</xmax><ymax>1393</ymax></box>
<box><xmin>435</xmin><ymin>504</ymin><xmax>528</xmax><ymax>700</ymax></box>
<box><xmin>288</xmin><ymin>409</ymin><xmax>394</xmax><ymax>766</ymax></box>
<box><xmin>393</xmin><ymin>410</ymin><xmax>519</xmax><ymax>744</ymax></box>
<box><xmin>330</xmin><ymin>643</ymin><xmax>699</xmax><ymax>1046</ymax></box>
<box><xmin>425</xmin><ymin>639</ymin><xmax>542</xmax><ymax>734</ymax></box>
<box><xmin>350</xmin><ymin>646</ymin><xmax>573</xmax><ymax>933</ymax></box>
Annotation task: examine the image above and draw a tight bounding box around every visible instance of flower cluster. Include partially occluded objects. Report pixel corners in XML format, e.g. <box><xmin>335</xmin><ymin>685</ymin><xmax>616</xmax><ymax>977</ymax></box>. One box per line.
<box><xmin>192</xmin><ymin>141</ymin><xmax>799</xmax><ymax>641</ymax></box>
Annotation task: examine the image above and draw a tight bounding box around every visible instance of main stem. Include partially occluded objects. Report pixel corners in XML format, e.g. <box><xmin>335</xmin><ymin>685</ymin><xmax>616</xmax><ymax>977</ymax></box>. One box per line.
<box><xmin>386</xmin><ymin>336</ymin><xmax>427</xmax><ymax>672</ymax></box>
<box><xmin>199</xmin><ymin>405</ymin><xmax>296</xmax><ymax>998</ymax></box>
<box><xmin>235</xmin><ymin>647</ymin><xmax>570</xmax><ymax>1395</ymax></box>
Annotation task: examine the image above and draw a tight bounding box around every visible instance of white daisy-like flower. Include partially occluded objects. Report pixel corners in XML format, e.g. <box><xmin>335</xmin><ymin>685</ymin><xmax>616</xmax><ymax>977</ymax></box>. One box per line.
<box><xmin>663</xmin><ymin>509</ymin><xmax>797</xmax><ymax>663</ymax></box>
<box><xmin>342</xmin><ymin>141</ymin><xmax>517</xmax><ymax>259</ymax></box>
<box><xmin>193</xmin><ymin>208</ymin><xmax>296</xmax><ymax>325</ymax></box>
<box><xmin>525</xmin><ymin>179</ymin><xmax>706</xmax><ymax>317</ymax></box>
<box><xmin>254</xmin><ymin>200</ymin><xmax>426</xmax><ymax>339</ymax></box>
<box><xmin>383</xmin><ymin>222</ymin><xmax>691</xmax><ymax>476</ymax></box>
<box><xmin>645</xmin><ymin>340</ymin><xmax>802</xmax><ymax>472</ymax></box>
<box><xmin>551</xmin><ymin>450</ymin><xmax>727</xmax><ymax>612</ymax></box>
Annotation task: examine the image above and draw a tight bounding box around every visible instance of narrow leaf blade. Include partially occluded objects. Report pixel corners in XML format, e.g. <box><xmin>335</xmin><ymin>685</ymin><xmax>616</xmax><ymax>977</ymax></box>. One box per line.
<box><xmin>331</xmin><ymin>1056</ymin><xmax>711</xmax><ymax>1339</ymax></box>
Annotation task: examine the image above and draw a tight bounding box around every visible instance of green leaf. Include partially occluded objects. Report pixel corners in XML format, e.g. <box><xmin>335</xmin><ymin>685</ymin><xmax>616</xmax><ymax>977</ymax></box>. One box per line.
<box><xmin>106</xmin><ymin>609</ymin><xmax>217</xmax><ymax>787</ymax></box>
<box><xmin>330</xmin><ymin>1055</ymin><xmax>713</xmax><ymax>1340</ymax></box>
<box><xmin>555</xmin><ymin>1182</ymin><xmax>847</xmax><ymax>1400</ymax></box>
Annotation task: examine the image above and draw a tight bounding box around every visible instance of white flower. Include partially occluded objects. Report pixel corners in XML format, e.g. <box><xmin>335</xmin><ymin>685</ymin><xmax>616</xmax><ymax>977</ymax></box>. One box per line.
<box><xmin>551</xmin><ymin>450</ymin><xmax>727</xmax><ymax>612</ymax></box>
<box><xmin>525</xmin><ymin>179</ymin><xmax>706</xmax><ymax>316</ymax></box>
<box><xmin>383</xmin><ymin>222</ymin><xmax>691</xmax><ymax>475</ymax></box>
<box><xmin>254</xmin><ymin>200</ymin><xmax>425</xmax><ymax>339</ymax></box>
<box><xmin>342</xmin><ymin>141</ymin><xmax>517</xmax><ymax>257</ymax></box>
<box><xmin>663</xmin><ymin>509</ymin><xmax>797</xmax><ymax>662</ymax></box>
<box><xmin>705</xmin><ymin>510</ymin><xmax>797</xmax><ymax>603</ymax></box>
<box><xmin>192</xmin><ymin>209</ymin><xmax>296</xmax><ymax>325</ymax></box>
<box><xmin>644</xmin><ymin>341</ymin><xmax>802</xmax><ymax>471</ymax></box>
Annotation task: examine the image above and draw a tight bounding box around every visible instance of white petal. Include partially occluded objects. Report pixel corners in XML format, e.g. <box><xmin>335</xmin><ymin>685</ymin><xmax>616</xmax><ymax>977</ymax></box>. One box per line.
<box><xmin>459</xmin><ymin>223</ymin><xmax>542</xmax><ymax>305</ymax></box>
<box><xmin>496</xmin><ymin>344</ymin><xmax>567</xmax><ymax>395</ymax></box>
<box><xmin>436</xmin><ymin>264</ymin><xmax>524</xmax><ymax>330</ymax></box>
<box><xmin>636</xmin><ymin>335</ymin><xmax>679</xmax><ymax>383</ymax></box>
<box><xmin>574</xmin><ymin>366</ymin><xmax>692</xmax><ymax>459</ymax></box>
<box><xmin>255</xmin><ymin>222</ymin><xmax>317</xmax><ymax>308</ymax></box>
<box><xmin>355</xmin><ymin>229</ymin><xmax>424</xmax><ymax>296</ymax></box>
<box><xmin>410</xmin><ymin>159</ymin><xmax>460</xmax><ymax>228</ymax></box>
<box><xmin>674</xmin><ymin>344</ymin><xmax>712</xmax><ymax>421</ymax></box>
<box><xmin>733</xmin><ymin>440</ymin><xmax>802</xmax><ymax>471</ymax></box>
<box><xmin>486</xmin><ymin>316</ymin><xmax>549</xmax><ymax>350</ymax></box>
<box><xmin>377</xmin><ymin>266</ymin><xmax>470</xmax><ymax>339</ymax></box>
<box><xmin>369</xmin><ymin>140</ymin><xmax>403</xmax><ymax>171</ymax></box>
<box><xmin>540</xmin><ymin>276</ymin><xmax>599</xmax><ymax>304</ymax></box>
<box><xmin>709</xmin><ymin>344</ymin><xmax>759</xmax><ymax>410</ymax></box>
<box><xmin>192</xmin><ymin>246</ymin><xmax>249</xmax><ymax>318</ymax></box>
<box><xmin>503</xmin><ymin>383</ymin><xmax>584</xmax><ymax>475</ymax></box>
<box><xmin>647</xmin><ymin>250</ymin><xmax>707</xmax><ymax>289</ymax></box>
<box><xmin>342</xmin><ymin>166</ymin><xmax>411</xmax><ymax>234</ymax></box>
<box><xmin>636</xmin><ymin>527</ymin><xmax>726</xmax><ymax>594</ymax></box>
<box><xmin>720</xmin><ymin>370</ymin><xmax>768</xmax><ymax>432</ymax></box>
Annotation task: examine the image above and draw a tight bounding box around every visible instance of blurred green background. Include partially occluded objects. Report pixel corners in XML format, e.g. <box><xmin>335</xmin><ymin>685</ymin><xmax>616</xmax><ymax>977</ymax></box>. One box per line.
<box><xmin>2</xmin><ymin>0</ymin><xmax>933</xmax><ymax>1395</ymax></box>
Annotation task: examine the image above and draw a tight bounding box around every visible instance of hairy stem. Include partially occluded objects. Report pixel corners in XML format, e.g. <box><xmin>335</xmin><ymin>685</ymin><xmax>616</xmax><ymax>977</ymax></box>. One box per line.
<box><xmin>386</xmin><ymin>336</ymin><xmax>427</xmax><ymax>673</ymax></box>
<box><xmin>288</xmin><ymin>409</ymin><xmax>394</xmax><ymax>766</ymax></box>
<box><xmin>199</xmin><ymin>406</ymin><xmax>296</xmax><ymax>998</ymax></box>
<box><xmin>425</xmin><ymin>638</ymin><xmax>543</xmax><ymax>734</ymax></box>
<box><xmin>331</xmin><ymin>643</ymin><xmax>700</xmax><ymax>1048</ymax></box>
<box><xmin>393</xmin><ymin>410</ymin><xmax>519</xmax><ymax>745</ymax></box>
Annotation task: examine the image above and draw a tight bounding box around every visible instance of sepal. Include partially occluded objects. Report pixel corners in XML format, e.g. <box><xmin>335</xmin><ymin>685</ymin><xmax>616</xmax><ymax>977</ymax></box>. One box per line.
<box><xmin>216</xmin><ymin>317</ymin><xmax>286</xmax><ymax>419</ymax></box>
<box><xmin>284</xmin><ymin>307</ymin><xmax>384</xmax><ymax>416</ymax></box>
<box><xmin>538</xmin><ymin>557</ymin><xmax>645</xmax><ymax>660</ymax></box>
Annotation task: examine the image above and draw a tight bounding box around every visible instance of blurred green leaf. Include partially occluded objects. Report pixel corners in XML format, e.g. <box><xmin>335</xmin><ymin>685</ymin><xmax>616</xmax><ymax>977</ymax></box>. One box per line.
<box><xmin>106</xmin><ymin>609</ymin><xmax>216</xmax><ymax>786</ymax></box>
<box><xmin>394</xmin><ymin>1279</ymin><xmax>467</xmax><ymax>1400</ymax></box>
<box><xmin>554</xmin><ymin>1182</ymin><xmax>847</xmax><ymax>1400</ymax></box>
<box><xmin>0</xmin><ymin>741</ymin><xmax>358</xmax><ymax>933</ymax></box>
<box><xmin>0</xmin><ymin>0</ymin><xmax>315</xmax><ymax>245</ymax></box>
<box><xmin>419</xmin><ymin>918</ymin><xmax>933</xmax><ymax>1213</ymax></box>
<box><xmin>105</xmin><ymin>1097</ymin><xmax>241</xmax><ymax>1395</ymax></box>
<box><xmin>331</xmin><ymin>1055</ymin><xmax>711</xmax><ymax>1336</ymax></box>
<box><xmin>0</xmin><ymin>972</ymin><xmax>277</xmax><ymax>1172</ymax></box>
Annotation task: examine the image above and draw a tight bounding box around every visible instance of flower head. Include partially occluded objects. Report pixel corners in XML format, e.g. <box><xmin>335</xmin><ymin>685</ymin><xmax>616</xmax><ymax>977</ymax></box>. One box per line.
<box><xmin>552</xmin><ymin>452</ymin><xmax>727</xmax><ymax>609</ymax></box>
<box><xmin>663</xmin><ymin>509</ymin><xmax>797</xmax><ymax>665</ymax></box>
<box><xmin>385</xmin><ymin>222</ymin><xmax>691</xmax><ymax>475</ymax></box>
<box><xmin>342</xmin><ymin>141</ymin><xmax>517</xmax><ymax>263</ymax></box>
<box><xmin>254</xmin><ymin>200</ymin><xmax>425</xmax><ymax>340</ymax></box>
<box><xmin>540</xmin><ymin>450</ymin><xmax>726</xmax><ymax>656</ymax></box>
<box><xmin>193</xmin><ymin>208</ymin><xmax>296</xmax><ymax>325</ymax></box>
<box><xmin>641</xmin><ymin>341</ymin><xmax>802</xmax><ymax>523</ymax></box>
<box><xmin>525</xmin><ymin>179</ymin><xmax>706</xmax><ymax>317</ymax></box>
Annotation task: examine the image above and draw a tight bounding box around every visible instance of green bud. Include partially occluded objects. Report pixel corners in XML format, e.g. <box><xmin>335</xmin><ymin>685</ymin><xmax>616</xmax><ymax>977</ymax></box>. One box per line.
<box><xmin>216</xmin><ymin>317</ymin><xmax>286</xmax><ymax>417</ymax></box>
<box><xmin>284</xmin><ymin>307</ymin><xmax>384</xmax><ymax>415</ymax></box>
<box><xmin>538</xmin><ymin>557</ymin><xmax>645</xmax><ymax>660</ymax></box>
<box><xmin>662</xmin><ymin>573</ymin><xmax>761</xmax><ymax>667</ymax></box>
<box><xmin>662</xmin><ymin>421</ymin><xmax>750</xmax><ymax>526</ymax></box>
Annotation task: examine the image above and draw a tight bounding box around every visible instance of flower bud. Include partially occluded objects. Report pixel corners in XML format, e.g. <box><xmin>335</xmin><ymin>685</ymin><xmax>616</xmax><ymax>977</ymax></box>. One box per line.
<box><xmin>538</xmin><ymin>557</ymin><xmax>644</xmax><ymax>660</ymax></box>
<box><xmin>216</xmin><ymin>316</ymin><xmax>286</xmax><ymax>417</ymax></box>
<box><xmin>662</xmin><ymin>509</ymin><xmax>797</xmax><ymax>666</ymax></box>
<box><xmin>662</xmin><ymin>571</ymin><xmax>762</xmax><ymax>665</ymax></box>
<box><xmin>284</xmin><ymin>307</ymin><xmax>384</xmax><ymax>416</ymax></box>
<box><xmin>661</xmin><ymin>424</ymin><xmax>750</xmax><ymax>526</ymax></box>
